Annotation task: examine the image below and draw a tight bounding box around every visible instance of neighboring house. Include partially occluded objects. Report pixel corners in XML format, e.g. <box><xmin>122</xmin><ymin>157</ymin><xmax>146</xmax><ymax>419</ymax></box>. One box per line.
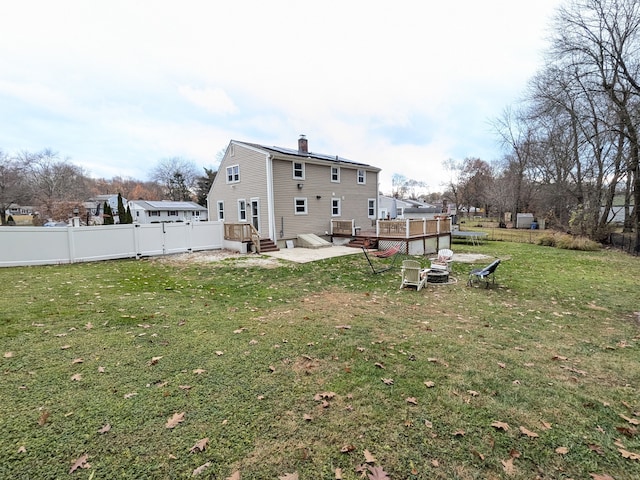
<box><xmin>89</xmin><ymin>194</ymin><xmax>125</xmax><ymax>224</ymax></box>
<box><xmin>128</xmin><ymin>200</ymin><xmax>208</xmax><ymax>224</ymax></box>
<box><xmin>378</xmin><ymin>196</ymin><xmax>438</xmax><ymax>219</ymax></box>
<box><xmin>207</xmin><ymin>135</ymin><xmax>381</xmax><ymax>248</ymax></box>
<box><xmin>6</xmin><ymin>204</ymin><xmax>35</xmax><ymax>215</ymax></box>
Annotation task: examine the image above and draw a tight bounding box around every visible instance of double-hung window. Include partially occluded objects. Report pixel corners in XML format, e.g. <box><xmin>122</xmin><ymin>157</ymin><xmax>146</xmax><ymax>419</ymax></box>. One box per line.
<box><xmin>238</xmin><ymin>199</ymin><xmax>247</xmax><ymax>221</ymax></box>
<box><xmin>217</xmin><ymin>201</ymin><xmax>224</xmax><ymax>221</ymax></box>
<box><xmin>368</xmin><ymin>199</ymin><xmax>376</xmax><ymax>218</ymax></box>
<box><xmin>293</xmin><ymin>162</ymin><xmax>305</xmax><ymax>179</ymax></box>
<box><xmin>294</xmin><ymin>197</ymin><xmax>308</xmax><ymax>215</ymax></box>
<box><xmin>226</xmin><ymin>164</ymin><xmax>240</xmax><ymax>183</ymax></box>
<box><xmin>331</xmin><ymin>166</ymin><xmax>340</xmax><ymax>183</ymax></box>
<box><xmin>331</xmin><ymin>198</ymin><xmax>341</xmax><ymax>217</ymax></box>
<box><xmin>357</xmin><ymin>169</ymin><xmax>366</xmax><ymax>184</ymax></box>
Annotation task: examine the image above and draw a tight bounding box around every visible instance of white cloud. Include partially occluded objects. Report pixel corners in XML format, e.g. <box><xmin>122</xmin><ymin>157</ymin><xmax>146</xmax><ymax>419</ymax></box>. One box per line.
<box><xmin>178</xmin><ymin>86</ymin><xmax>237</xmax><ymax>115</ymax></box>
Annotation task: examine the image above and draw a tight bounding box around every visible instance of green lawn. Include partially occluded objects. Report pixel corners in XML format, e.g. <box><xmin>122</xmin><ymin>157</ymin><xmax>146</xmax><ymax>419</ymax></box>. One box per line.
<box><xmin>1</xmin><ymin>242</ymin><xmax>639</xmax><ymax>479</ymax></box>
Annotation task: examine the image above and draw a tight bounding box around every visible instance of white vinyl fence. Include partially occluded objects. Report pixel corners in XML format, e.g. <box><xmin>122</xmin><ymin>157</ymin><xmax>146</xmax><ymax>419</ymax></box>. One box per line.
<box><xmin>0</xmin><ymin>222</ymin><xmax>224</xmax><ymax>267</ymax></box>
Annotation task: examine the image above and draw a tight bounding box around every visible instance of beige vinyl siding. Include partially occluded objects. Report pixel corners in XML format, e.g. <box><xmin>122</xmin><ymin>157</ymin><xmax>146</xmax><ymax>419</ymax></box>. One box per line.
<box><xmin>272</xmin><ymin>159</ymin><xmax>378</xmax><ymax>239</ymax></box>
<box><xmin>208</xmin><ymin>144</ymin><xmax>270</xmax><ymax>235</ymax></box>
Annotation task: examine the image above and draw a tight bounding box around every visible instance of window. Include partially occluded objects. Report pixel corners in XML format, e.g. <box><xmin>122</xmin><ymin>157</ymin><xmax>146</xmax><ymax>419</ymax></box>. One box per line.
<box><xmin>331</xmin><ymin>166</ymin><xmax>340</xmax><ymax>183</ymax></box>
<box><xmin>294</xmin><ymin>197</ymin><xmax>308</xmax><ymax>215</ymax></box>
<box><xmin>331</xmin><ymin>198</ymin><xmax>341</xmax><ymax>217</ymax></box>
<box><xmin>149</xmin><ymin>211</ymin><xmax>160</xmax><ymax>217</ymax></box>
<box><xmin>226</xmin><ymin>164</ymin><xmax>240</xmax><ymax>183</ymax></box>
<box><xmin>368</xmin><ymin>199</ymin><xmax>376</xmax><ymax>218</ymax></box>
<box><xmin>238</xmin><ymin>199</ymin><xmax>247</xmax><ymax>221</ymax></box>
<box><xmin>357</xmin><ymin>169</ymin><xmax>366</xmax><ymax>184</ymax></box>
<box><xmin>293</xmin><ymin>162</ymin><xmax>305</xmax><ymax>179</ymax></box>
<box><xmin>168</xmin><ymin>211</ymin><xmax>178</xmax><ymax>216</ymax></box>
<box><xmin>217</xmin><ymin>201</ymin><xmax>224</xmax><ymax>220</ymax></box>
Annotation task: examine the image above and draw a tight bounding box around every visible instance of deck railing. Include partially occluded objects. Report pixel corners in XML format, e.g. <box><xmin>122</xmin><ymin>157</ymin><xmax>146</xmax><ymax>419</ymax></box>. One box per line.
<box><xmin>331</xmin><ymin>217</ymin><xmax>451</xmax><ymax>239</ymax></box>
<box><xmin>224</xmin><ymin>223</ymin><xmax>261</xmax><ymax>252</ymax></box>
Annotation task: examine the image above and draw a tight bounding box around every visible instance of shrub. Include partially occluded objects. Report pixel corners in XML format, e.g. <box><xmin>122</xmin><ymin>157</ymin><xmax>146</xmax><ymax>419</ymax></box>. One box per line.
<box><xmin>537</xmin><ymin>231</ymin><xmax>601</xmax><ymax>251</ymax></box>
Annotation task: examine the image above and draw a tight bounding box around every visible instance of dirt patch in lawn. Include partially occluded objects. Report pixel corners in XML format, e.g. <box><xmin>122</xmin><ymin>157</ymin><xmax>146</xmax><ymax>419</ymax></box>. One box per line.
<box><xmin>152</xmin><ymin>250</ymin><xmax>281</xmax><ymax>268</ymax></box>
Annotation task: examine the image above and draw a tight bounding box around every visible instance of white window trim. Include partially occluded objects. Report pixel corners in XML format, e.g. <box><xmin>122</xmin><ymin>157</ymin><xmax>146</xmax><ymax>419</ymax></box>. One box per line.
<box><xmin>294</xmin><ymin>197</ymin><xmax>308</xmax><ymax>215</ymax></box>
<box><xmin>331</xmin><ymin>166</ymin><xmax>340</xmax><ymax>183</ymax></box>
<box><xmin>238</xmin><ymin>199</ymin><xmax>247</xmax><ymax>222</ymax></box>
<box><xmin>368</xmin><ymin>198</ymin><xmax>376</xmax><ymax>218</ymax></box>
<box><xmin>226</xmin><ymin>164</ymin><xmax>240</xmax><ymax>184</ymax></box>
<box><xmin>331</xmin><ymin>197</ymin><xmax>341</xmax><ymax>217</ymax></box>
<box><xmin>217</xmin><ymin>201</ymin><xmax>224</xmax><ymax>221</ymax></box>
<box><xmin>293</xmin><ymin>161</ymin><xmax>305</xmax><ymax>180</ymax></box>
<box><xmin>357</xmin><ymin>169</ymin><xmax>366</xmax><ymax>184</ymax></box>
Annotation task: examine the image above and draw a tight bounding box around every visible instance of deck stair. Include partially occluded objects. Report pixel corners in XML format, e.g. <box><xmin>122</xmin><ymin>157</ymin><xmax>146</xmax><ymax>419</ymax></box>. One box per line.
<box><xmin>257</xmin><ymin>238</ymin><xmax>279</xmax><ymax>252</ymax></box>
<box><xmin>348</xmin><ymin>236</ymin><xmax>378</xmax><ymax>249</ymax></box>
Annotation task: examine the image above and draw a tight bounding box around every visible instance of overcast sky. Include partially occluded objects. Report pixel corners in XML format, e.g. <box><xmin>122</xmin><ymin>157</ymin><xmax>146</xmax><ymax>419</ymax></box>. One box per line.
<box><xmin>1</xmin><ymin>0</ymin><xmax>563</xmax><ymax>194</ymax></box>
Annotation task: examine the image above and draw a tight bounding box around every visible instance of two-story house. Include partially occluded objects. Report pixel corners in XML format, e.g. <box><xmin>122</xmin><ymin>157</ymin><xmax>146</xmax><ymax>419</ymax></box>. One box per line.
<box><xmin>207</xmin><ymin>136</ymin><xmax>381</xmax><ymax>249</ymax></box>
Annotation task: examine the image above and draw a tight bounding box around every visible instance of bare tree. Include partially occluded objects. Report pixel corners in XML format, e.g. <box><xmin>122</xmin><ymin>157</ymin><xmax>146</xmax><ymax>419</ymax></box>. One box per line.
<box><xmin>0</xmin><ymin>150</ymin><xmax>28</xmax><ymax>224</ymax></box>
<box><xmin>150</xmin><ymin>157</ymin><xmax>199</xmax><ymax>201</ymax></box>
<box><xmin>22</xmin><ymin>149</ymin><xmax>90</xmax><ymax>220</ymax></box>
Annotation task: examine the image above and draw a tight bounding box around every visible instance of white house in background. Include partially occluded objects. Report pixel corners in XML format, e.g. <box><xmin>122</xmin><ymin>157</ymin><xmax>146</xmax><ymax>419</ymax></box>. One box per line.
<box><xmin>128</xmin><ymin>200</ymin><xmax>208</xmax><ymax>224</ymax></box>
<box><xmin>378</xmin><ymin>196</ymin><xmax>437</xmax><ymax>219</ymax></box>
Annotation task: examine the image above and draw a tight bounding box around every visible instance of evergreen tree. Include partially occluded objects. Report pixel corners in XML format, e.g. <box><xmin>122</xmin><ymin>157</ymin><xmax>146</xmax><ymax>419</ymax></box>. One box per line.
<box><xmin>125</xmin><ymin>205</ymin><xmax>133</xmax><ymax>224</ymax></box>
<box><xmin>103</xmin><ymin>201</ymin><xmax>114</xmax><ymax>225</ymax></box>
<box><xmin>116</xmin><ymin>193</ymin><xmax>126</xmax><ymax>224</ymax></box>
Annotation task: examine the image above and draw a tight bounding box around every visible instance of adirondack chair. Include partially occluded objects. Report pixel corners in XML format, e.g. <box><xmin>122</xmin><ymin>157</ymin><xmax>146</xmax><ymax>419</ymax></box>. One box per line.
<box><xmin>430</xmin><ymin>248</ymin><xmax>454</xmax><ymax>272</ymax></box>
<box><xmin>467</xmin><ymin>259</ymin><xmax>501</xmax><ymax>288</ymax></box>
<box><xmin>400</xmin><ymin>260</ymin><xmax>427</xmax><ymax>291</ymax></box>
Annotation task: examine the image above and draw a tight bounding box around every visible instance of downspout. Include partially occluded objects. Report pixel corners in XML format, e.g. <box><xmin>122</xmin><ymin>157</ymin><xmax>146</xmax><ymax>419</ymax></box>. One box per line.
<box><xmin>265</xmin><ymin>154</ymin><xmax>276</xmax><ymax>241</ymax></box>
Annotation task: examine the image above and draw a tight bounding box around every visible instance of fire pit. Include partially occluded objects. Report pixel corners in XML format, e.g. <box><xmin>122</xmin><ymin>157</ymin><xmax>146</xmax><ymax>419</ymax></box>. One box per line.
<box><xmin>426</xmin><ymin>269</ymin><xmax>449</xmax><ymax>284</ymax></box>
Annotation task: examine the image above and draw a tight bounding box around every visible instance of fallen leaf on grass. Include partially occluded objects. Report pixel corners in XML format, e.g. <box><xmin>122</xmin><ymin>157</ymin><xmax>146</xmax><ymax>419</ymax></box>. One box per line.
<box><xmin>192</xmin><ymin>462</ymin><xmax>211</xmax><ymax>476</ymax></box>
<box><xmin>340</xmin><ymin>444</ymin><xmax>355</xmax><ymax>453</ymax></box>
<box><xmin>71</xmin><ymin>358</ymin><xmax>83</xmax><ymax>364</ymax></box>
<box><xmin>555</xmin><ymin>446</ymin><xmax>569</xmax><ymax>454</ymax></box>
<box><xmin>589</xmin><ymin>444</ymin><xmax>605</xmax><ymax>455</ymax></box>
<box><xmin>467</xmin><ymin>390</ymin><xmax>480</xmax><ymax>397</ymax></box>
<box><xmin>381</xmin><ymin>378</ymin><xmax>394</xmax><ymax>385</ymax></box>
<box><xmin>148</xmin><ymin>356</ymin><xmax>163</xmax><ymax>366</ymax></box>
<box><xmin>192</xmin><ymin>369</ymin><xmax>206</xmax><ymax>375</ymax></box>
<box><xmin>70</xmin><ymin>374</ymin><xmax>82</xmax><ymax>381</ymax></box>
<box><xmin>335</xmin><ymin>325</ymin><xmax>351</xmax><ymax>330</ymax></box>
<box><xmin>540</xmin><ymin>421</ymin><xmax>552</xmax><ymax>430</ymax></box>
<box><xmin>406</xmin><ymin>397</ymin><xmax>418</xmax><ymax>405</ymax></box>
<box><xmin>98</xmin><ymin>424</ymin><xmax>111</xmax><ymax>434</ymax></box>
<box><xmin>363</xmin><ymin>449</ymin><xmax>377</xmax><ymax>463</ymax></box>
<box><xmin>303</xmin><ymin>413</ymin><xmax>313</xmax><ymax>421</ymax></box>
<box><xmin>497</xmin><ymin>362</ymin><xmax>506</xmax><ymax>369</ymax></box>
<box><xmin>374</xmin><ymin>362</ymin><xmax>385</xmax><ymax>369</ymax></box>
<box><xmin>501</xmin><ymin>450</ymin><xmax>520</xmax><ymax>476</ymax></box>
<box><xmin>226</xmin><ymin>471</ymin><xmax>240</xmax><ymax>480</ymax></box>
<box><xmin>18</xmin><ymin>446</ymin><xmax>26</xmax><ymax>453</ymax></box>
<box><xmin>61</xmin><ymin>345</ymin><xmax>71</xmax><ymax>350</ymax></box>
<box><xmin>215</xmin><ymin>351</ymin><xmax>224</xmax><ymax>356</ymax></box>
<box><xmin>519</xmin><ymin>426</ymin><xmax>539</xmax><ymax>438</ymax></box>
<box><xmin>620</xmin><ymin>414</ymin><xmax>640</xmax><ymax>425</ymax></box>
<box><xmin>335</xmin><ymin>467</ymin><xmax>343</xmax><ymax>479</ymax></box>
<box><xmin>590</xmin><ymin>474</ymin><xmax>615</xmax><ymax>480</ymax></box>
<box><xmin>69</xmin><ymin>454</ymin><xmax>90</xmax><ymax>474</ymax></box>
<box><xmin>616</xmin><ymin>426</ymin><xmax>638</xmax><ymax>437</ymax></box>
<box><xmin>431</xmin><ymin>459</ymin><xmax>439</xmax><ymax>467</ymax></box>
<box><xmin>618</xmin><ymin>447</ymin><xmax>640</xmax><ymax>460</ymax></box>
<box><xmin>124</xmin><ymin>392</ymin><xmax>137</xmax><ymax>399</ymax></box>
<box><xmin>491</xmin><ymin>421</ymin><xmax>510</xmax><ymax>431</ymax></box>
<box><xmin>165</xmin><ymin>412</ymin><xmax>185</xmax><ymax>429</ymax></box>
<box><xmin>367</xmin><ymin>465</ymin><xmax>390</xmax><ymax>480</ymax></box>
<box><xmin>38</xmin><ymin>410</ymin><xmax>50</xmax><ymax>426</ymax></box>
<box><xmin>189</xmin><ymin>437</ymin><xmax>208</xmax><ymax>453</ymax></box>
<box><xmin>179</xmin><ymin>385</ymin><xmax>192</xmax><ymax>390</ymax></box>
<box><xmin>424</xmin><ymin>381</ymin><xmax>435</xmax><ymax>388</ymax></box>
<box><xmin>4</xmin><ymin>351</ymin><xmax>14</xmax><ymax>358</ymax></box>
<box><xmin>471</xmin><ymin>448</ymin><xmax>485</xmax><ymax>460</ymax></box>
<box><xmin>278</xmin><ymin>473</ymin><xmax>298</xmax><ymax>480</ymax></box>
<box><xmin>453</xmin><ymin>429</ymin><xmax>465</xmax><ymax>436</ymax></box>
<box><xmin>97</xmin><ymin>366</ymin><xmax>105</xmax><ymax>373</ymax></box>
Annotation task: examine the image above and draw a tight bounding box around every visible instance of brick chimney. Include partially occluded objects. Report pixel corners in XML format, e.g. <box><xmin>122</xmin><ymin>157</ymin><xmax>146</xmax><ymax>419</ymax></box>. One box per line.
<box><xmin>298</xmin><ymin>134</ymin><xmax>308</xmax><ymax>153</ymax></box>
